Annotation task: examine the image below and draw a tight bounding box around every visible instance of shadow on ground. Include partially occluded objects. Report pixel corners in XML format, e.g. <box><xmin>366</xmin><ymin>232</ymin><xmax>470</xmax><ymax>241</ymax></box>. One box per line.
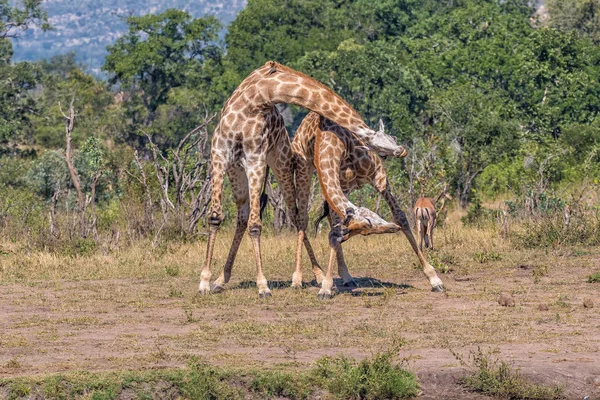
<box><xmin>235</xmin><ymin>277</ymin><xmax>413</xmax><ymax>296</ymax></box>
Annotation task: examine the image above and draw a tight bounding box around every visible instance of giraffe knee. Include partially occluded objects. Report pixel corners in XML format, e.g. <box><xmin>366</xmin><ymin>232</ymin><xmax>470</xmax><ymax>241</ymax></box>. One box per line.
<box><xmin>209</xmin><ymin>211</ymin><xmax>223</xmax><ymax>227</ymax></box>
<box><xmin>248</xmin><ymin>224</ymin><xmax>262</xmax><ymax>237</ymax></box>
<box><xmin>328</xmin><ymin>228</ymin><xmax>343</xmax><ymax>247</ymax></box>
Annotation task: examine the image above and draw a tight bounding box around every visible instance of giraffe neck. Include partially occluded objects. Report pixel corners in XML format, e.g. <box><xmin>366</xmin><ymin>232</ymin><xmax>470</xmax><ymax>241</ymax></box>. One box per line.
<box><xmin>255</xmin><ymin>62</ymin><xmax>372</xmax><ymax>141</ymax></box>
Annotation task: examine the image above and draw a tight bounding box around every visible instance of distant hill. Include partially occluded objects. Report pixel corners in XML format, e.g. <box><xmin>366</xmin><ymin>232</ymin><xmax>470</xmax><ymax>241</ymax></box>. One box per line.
<box><xmin>11</xmin><ymin>0</ymin><xmax>247</xmax><ymax>75</ymax></box>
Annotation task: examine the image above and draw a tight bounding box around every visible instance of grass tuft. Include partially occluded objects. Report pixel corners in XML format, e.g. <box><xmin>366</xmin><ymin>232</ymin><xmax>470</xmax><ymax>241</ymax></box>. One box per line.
<box><xmin>249</xmin><ymin>370</ymin><xmax>312</xmax><ymax>399</ymax></box>
<box><xmin>313</xmin><ymin>346</ymin><xmax>419</xmax><ymax>400</ymax></box>
<box><xmin>457</xmin><ymin>348</ymin><xmax>564</xmax><ymax>399</ymax></box>
<box><xmin>588</xmin><ymin>272</ymin><xmax>600</xmax><ymax>283</ymax></box>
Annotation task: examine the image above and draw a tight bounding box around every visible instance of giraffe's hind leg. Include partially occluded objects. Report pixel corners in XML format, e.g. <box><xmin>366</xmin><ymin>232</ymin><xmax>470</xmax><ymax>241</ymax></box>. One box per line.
<box><xmin>244</xmin><ymin>137</ymin><xmax>271</xmax><ymax>298</ymax></box>
<box><xmin>211</xmin><ymin>165</ymin><xmax>249</xmax><ymax>293</ymax></box>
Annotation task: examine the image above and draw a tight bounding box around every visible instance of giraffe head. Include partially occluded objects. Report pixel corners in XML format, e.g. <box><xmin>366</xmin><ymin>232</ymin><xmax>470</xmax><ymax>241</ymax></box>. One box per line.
<box><xmin>342</xmin><ymin>206</ymin><xmax>401</xmax><ymax>241</ymax></box>
<box><xmin>361</xmin><ymin>120</ymin><xmax>408</xmax><ymax>159</ymax></box>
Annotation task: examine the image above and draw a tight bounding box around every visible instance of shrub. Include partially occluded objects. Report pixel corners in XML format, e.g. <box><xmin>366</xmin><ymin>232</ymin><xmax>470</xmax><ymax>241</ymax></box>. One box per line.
<box><xmin>250</xmin><ymin>371</ymin><xmax>312</xmax><ymax>399</ymax></box>
<box><xmin>313</xmin><ymin>349</ymin><xmax>419</xmax><ymax>400</ymax></box>
<box><xmin>588</xmin><ymin>272</ymin><xmax>600</xmax><ymax>283</ymax></box>
<box><xmin>512</xmin><ymin>213</ymin><xmax>600</xmax><ymax>248</ymax></box>
<box><xmin>459</xmin><ymin>348</ymin><xmax>564</xmax><ymax>399</ymax></box>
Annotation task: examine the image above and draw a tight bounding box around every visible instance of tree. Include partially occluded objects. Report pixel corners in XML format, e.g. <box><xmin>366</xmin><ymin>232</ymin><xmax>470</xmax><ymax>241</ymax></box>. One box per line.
<box><xmin>297</xmin><ymin>39</ymin><xmax>431</xmax><ymax>139</ymax></box>
<box><xmin>429</xmin><ymin>84</ymin><xmax>521</xmax><ymax>206</ymax></box>
<box><xmin>0</xmin><ymin>0</ymin><xmax>49</xmax><ymax>39</ymax></box>
<box><xmin>0</xmin><ymin>0</ymin><xmax>49</xmax><ymax>151</ymax></box>
<box><xmin>546</xmin><ymin>0</ymin><xmax>600</xmax><ymax>43</ymax></box>
<box><xmin>103</xmin><ymin>9</ymin><xmax>223</xmax><ymax>148</ymax></box>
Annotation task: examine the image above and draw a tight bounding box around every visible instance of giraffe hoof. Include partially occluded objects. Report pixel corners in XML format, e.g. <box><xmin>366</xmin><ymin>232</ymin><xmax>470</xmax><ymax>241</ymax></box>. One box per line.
<box><xmin>343</xmin><ymin>280</ymin><xmax>357</xmax><ymax>288</ymax></box>
<box><xmin>291</xmin><ymin>283</ymin><xmax>303</xmax><ymax>289</ymax></box>
<box><xmin>198</xmin><ymin>288</ymin><xmax>211</xmax><ymax>296</ymax></box>
<box><xmin>259</xmin><ymin>291</ymin><xmax>272</xmax><ymax>299</ymax></box>
<box><xmin>318</xmin><ymin>292</ymin><xmax>334</xmax><ymax>300</ymax></box>
<box><xmin>211</xmin><ymin>284</ymin><xmax>225</xmax><ymax>294</ymax></box>
<box><xmin>431</xmin><ymin>284</ymin><xmax>445</xmax><ymax>293</ymax></box>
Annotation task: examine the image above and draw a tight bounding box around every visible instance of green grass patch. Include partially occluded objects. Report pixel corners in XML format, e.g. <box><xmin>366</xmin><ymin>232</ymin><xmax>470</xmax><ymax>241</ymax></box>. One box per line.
<box><xmin>0</xmin><ymin>350</ymin><xmax>418</xmax><ymax>400</ymax></box>
<box><xmin>249</xmin><ymin>370</ymin><xmax>313</xmax><ymax>399</ymax></box>
<box><xmin>457</xmin><ymin>348</ymin><xmax>564</xmax><ymax>399</ymax></box>
<box><xmin>588</xmin><ymin>272</ymin><xmax>600</xmax><ymax>283</ymax></box>
<box><xmin>313</xmin><ymin>346</ymin><xmax>419</xmax><ymax>400</ymax></box>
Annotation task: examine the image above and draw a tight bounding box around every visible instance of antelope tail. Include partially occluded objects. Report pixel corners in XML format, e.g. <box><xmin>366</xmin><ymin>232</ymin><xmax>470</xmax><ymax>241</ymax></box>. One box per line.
<box><xmin>313</xmin><ymin>201</ymin><xmax>330</xmax><ymax>237</ymax></box>
<box><xmin>259</xmin><ymin>166</ymin><xmax>270</xmax><ymax>219</ymax></box>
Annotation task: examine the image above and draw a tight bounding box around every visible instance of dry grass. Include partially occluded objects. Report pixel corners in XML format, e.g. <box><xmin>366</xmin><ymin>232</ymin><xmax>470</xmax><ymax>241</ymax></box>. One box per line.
<box><xmin>1</xmin><ymin>211</ymin><xmax>599</xmax><ymax>397</ymax></box>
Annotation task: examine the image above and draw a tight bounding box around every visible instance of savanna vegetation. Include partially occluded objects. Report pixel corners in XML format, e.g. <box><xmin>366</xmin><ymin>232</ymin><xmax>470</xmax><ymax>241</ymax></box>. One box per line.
<box><xmin>1</xmin><ymin>0</ymin><xmax>599</xmax><ymax>253</ymax></box>
<box><xmin>2</xmin><ymin>1</ymin><xmax>600</xmax><ymax>397</ymax></box>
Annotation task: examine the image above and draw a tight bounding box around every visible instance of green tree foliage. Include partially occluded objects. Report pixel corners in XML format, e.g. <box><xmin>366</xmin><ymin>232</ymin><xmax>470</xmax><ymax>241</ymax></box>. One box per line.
<box><xmin>297</xmin><ymin>39</ymin><xmax>431</xmax><ymax>138</ymax></box>
<box><xmin>0</xmin><ymin>0</ymin><xmax>49</xmax><ymax>152</ymax></box>
<box><xmin>0</xmin><ymin>0</ymin><xmax>49</xmax><ymax>38</ymax></box>
<box><xmin>546</xmin><ymin>0</ymin><xmax>600</xmax><ymax>43</ymax></box>
<box><xmin>103</xmin><ymin>10</ymin><xmax>224</xmax><ymax>147</ymax></box>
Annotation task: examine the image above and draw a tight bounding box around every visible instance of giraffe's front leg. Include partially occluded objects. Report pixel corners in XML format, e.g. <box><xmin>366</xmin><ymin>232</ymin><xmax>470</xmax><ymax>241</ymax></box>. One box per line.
<box><xmin>326</xmin><ymin>213</ymin><xmax>355</xmax><ymax>287</ymax></box>
<box><xmin>383</xmin><ymin>186</ymin><xmax>444</xmax><ymax>292</ymax></box>
<box><xmin>318</xmin><ymin>218</ymin><xmax>344</xmax><ymax>300</ymax></box>
<box><xmin>211</xmin><ymin>200</ymin><xmax>249</xmax><ymax>293</ymax></box>
<box><xmin>199</xmin><ymin>152</ymin><xmax>227</xmax><ymax>295</ymax></box>
<box><xmin>290</xmin><ymin>156</ymin><xmax>323</xmax><ymax>287</ymax></box>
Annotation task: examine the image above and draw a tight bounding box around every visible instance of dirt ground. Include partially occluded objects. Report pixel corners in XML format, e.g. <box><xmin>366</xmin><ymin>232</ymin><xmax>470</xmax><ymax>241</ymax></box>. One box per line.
<box><xmin>1</xmin><ymin>230</ymin><xmax>600</xmax><ymax>399</ymax></box>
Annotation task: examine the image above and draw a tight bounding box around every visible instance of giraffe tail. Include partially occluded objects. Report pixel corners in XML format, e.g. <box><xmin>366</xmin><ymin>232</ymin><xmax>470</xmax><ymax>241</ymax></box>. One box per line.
<box><xmin>313</xmin><ymin>201</ymin><xmax>330</xmax><ymax>237</ymax></box>
<box><xmin>259</xmin><ymin>166</ymin><xmax>270</xmax><ymax>220</ymax></box>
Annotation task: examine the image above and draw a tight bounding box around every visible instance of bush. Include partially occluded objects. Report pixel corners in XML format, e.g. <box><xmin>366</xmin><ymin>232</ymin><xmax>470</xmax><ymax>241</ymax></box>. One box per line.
<box><xmin>313</xmin><ymin>349</ymin><xmax>419</xmax><ymax>400</ymax></box>
<box><xmin>461</xmin><ymin>196</ymin><xmax>500</xmax><ymax>227</ymax></box>
<box><xmin>179</xmin><ymin>359</ymin><xmax>243</xmax><ymax>400</ymax></box>
<box><xmin>512</xmin><ymin>213</ymin><xmax>600</xmax><ymax>248</ymax></box>
<box><xmin>459</xmin><ymin>348</ymin><xmax>564</xmax><ymax>399</ymax></box>
<box><xmin>250</xmin><ymin>371</ymin><xmax>312</xmax><ymax>399</ymax></box>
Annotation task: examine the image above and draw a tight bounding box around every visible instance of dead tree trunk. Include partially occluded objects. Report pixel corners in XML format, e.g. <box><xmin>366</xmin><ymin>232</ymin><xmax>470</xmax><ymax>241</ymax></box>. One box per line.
<box><xmin>141</xmin><ymin>113</ymin><xmax>216</xmax><ymax>238</ymax></box>
<box><xmin>60</xmin><ymin>98</ymin><xmax>88</xmax><ymax>237</ymax></box>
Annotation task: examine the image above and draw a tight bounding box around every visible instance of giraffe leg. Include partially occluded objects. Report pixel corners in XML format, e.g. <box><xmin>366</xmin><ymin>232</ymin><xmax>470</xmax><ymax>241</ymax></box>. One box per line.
<box><xmin>318</xmin><ymin>213</ymin><xmax>344</xmax><ymax>300</ymax></box>
<box><xmin>336</xmin><ymin>245</ymin><xmax>356</xmax><ymax>287</ymax></box>
<box><xmin>244</xmin><ymin>146</ymin><xmax>271</xmax><ymax>298</ymax></box>
<box><xmin>383</xmin><ymin>185</ymin><xmax>444</xmax><ymax>292</ymax></box>
<box><xmin>326</xmin><ymin>213</ymin><xmax>355</xmax><ymax>287</ymax></box>
<box><xmin>199</xmin><ymin>145</ymin><xmax>229</xmax><ymax>295</ymax></box>
<box><xmin>211</xmin><ymin>166</ymin><xmax>249</xmax><ymax>293</ymax></box>
<box><xmin>291</xmin><ymin>156</ymin><xmax>323</xmax><ymax>287</ymax></box>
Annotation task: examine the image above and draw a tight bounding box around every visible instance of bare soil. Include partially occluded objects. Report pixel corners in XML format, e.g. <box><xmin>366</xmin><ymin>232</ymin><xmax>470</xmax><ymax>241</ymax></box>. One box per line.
<box><xmin>1</xmin><ymin>233</ymin><xmax>600</xmax><ymax>399</ymax></box>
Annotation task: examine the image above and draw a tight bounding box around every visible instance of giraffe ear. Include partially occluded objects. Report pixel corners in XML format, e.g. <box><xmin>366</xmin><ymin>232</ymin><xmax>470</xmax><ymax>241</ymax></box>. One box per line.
<box><xmin>268</xmin><ymin>61</ymin><xmax>278</xmax><ymax>75</ymax></box>
<box><xmin>378</xmin><ymin>119</ymin><xmax>385</xmax><ymax>133</ymax></box>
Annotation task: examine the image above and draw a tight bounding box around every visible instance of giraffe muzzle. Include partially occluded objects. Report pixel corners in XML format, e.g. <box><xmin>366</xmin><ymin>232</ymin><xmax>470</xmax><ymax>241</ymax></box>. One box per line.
<box><xmin>395</xmin><ymin>147</ymin><xmax>408</xmax><ymax>158</ymax></box>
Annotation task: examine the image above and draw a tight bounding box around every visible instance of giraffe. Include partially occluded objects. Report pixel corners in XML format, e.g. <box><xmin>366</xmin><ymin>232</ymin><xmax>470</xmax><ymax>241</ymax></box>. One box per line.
<box><xmin>208</xmin><ymin>106</ymin><xmax>324</xmax><ymax>293</ymax></box>
<box><xmin>292</xmin><ymin>112</ymin><xmax>445</xmax><ymax>299</ymax></box>
<box><xmin>199</xmin><ymin>61</ymin><xmax>407</xmax><ymax>297</ymax></box>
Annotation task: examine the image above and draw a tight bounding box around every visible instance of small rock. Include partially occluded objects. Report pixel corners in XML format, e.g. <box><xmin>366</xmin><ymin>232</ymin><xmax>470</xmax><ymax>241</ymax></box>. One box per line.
<box><xmin>583</xmin><ymin>298</ymin><xmax>594</xmax><ymax>309</ymax></box>
<box><xmin>454</xmin><ymin>276</ymin><xmax>471</xmax><ymax>282</ymax></box>
<box><xmin>498</xmin><ymin>292</ymin><xmax>515</xmax><ymax>307</ymax></box>
<box><xmin>538</xmin><ymin>303</ymin><xmax>549</xmax><ymax>311</ymax></box>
